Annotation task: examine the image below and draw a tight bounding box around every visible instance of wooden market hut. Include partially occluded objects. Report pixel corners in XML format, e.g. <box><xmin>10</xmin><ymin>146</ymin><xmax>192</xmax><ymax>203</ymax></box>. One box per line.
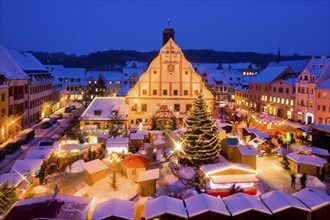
<box><xmin>144</xmin><ymin>196</ymin><xmax>188</xmax><ymax>220</ymax></box>
<box><xmin>222</xmin><ymin>193</ymin><xmax>272</xmax><ymax>220</ymax></box>
<box><xmin>137</xmin><ymin>168</ymin><xmax>159</xmax><ymax>196</ymax></box>
<box><xmin>92</xmin><ymin>198</ymin><xmax>134</xmax><ymax>220</ymax></box>
<box><xmin>120</xmin><ymin>155</ymin><xmax>151</xmax><ymax>182</ymax></box>
<box><xmin>261</xmin><ymin>190</ymin><xmax>311</xmax><ymax>220</ymax></box>
<box><xmin>294</xmin><ymin>188</ymin><xmax>330</xmax><ymax>220</ymax></box>
<box><xmin>220</xmin><ymin>138</ymin><xmax>239</xmax><ymax>160</ymax></box>
<box><xmin>286</xmin><ymin>152</ymin><xmax>328</xmax><ymax>177</ymax></box>
<box><xmin>232</xmin><ymin>145</ymin><xmax>259</xmax><ymax>170</ymax></box>
<box><xmin>200</xmin><ymin>162</ymin><xmax>258</xmax><ymax>197</ymax></box>
<box><xmin>184</xmin><ymin>193</ymin><xmax>230</xmax><ymax>220</ymax></box>
<box><xmin>129</xmin><ymin>133</ymin><xmax>145</xmax><ymax>151</ymax></box>
<box><xmin>82</xmin><ymin>159</ymin><xmax>108</xmax><ymax>185</ymax></box>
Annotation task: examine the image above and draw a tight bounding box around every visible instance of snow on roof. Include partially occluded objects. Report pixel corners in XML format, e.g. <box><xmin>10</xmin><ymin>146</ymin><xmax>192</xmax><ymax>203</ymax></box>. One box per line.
<box><xmin>251</xmin><ymin>66</ymin><xmax>290</xmax><ymax>84</ymax></box>
<box><xmin>286</xmin><ymin>152</ymin><xmax>327</xmax><ymax>166</ymax></box>
<box><xmin>107</xmin><ymin>137</ymin><xmax>129</xmax><ymax>143</ymax></box>
<box><xmin>92</xmin><ymin>198</ymin><xmax>134</xmax><ymax>220</ymax></box>
<box><xmin>200</xmin><ymin>162</ymin><xmax>257</xmax><ymax>176</ymax></box>
<box><xmin>269</xmin><ymin>59</ymin><xmax>310</xmax><ymax>73</ymax></box>
<box><xmin>8</xmin><ymin>50</ymin><xmax>47</xmax><ymax>72</ymax></box>
<box><xmin>95</xmin><ymin>133</ymin><xmax>109</xmax><ymax>139</ymax></box>
<box><xmin>5</xmin><ymin>194</ymin><xmax>91</xmax><ymax>220</ymax></box>
<box><xmin>254</xmin><ymin>132</ymin><xmax>270</xmax><ymax>139</ymax></box>
<box><xmin>237</xmin><ymin>145</ymin><xmax>259</xmax><ymax>156</ymax></box>
<box><xmin>300</xmin><ymin>146</ymin><xmax>330</xmax><ymax>157</ymax></box>
<box><xmin>46</xmin><ymin>65</ymin><xmax>86</xmax><ymax>81</ymax></box>
<box><xmin>305</xmin><ymin>57</ymin><xmax>330</xmax><ymax>78</ymax></box>
<box><xmin>125</xmin><ymin>60</ymin><xmax>147</xmax><ymax>68</ymax></box>
<box><xmin>261</xmin><ymin>190</ymin><xmax>310</xmax><ymax>213</ymax></box>
<box><xmin>282</xmin><ymin>77</ymin><xmax>297</xmax><ymax>86</ymax></box>
<box><xmin>116</xmin><ymin>85</ymin><xmax>132</xmax><ymax>96</ymax></box>
<box><xmin>0</xmin><ymin>45</ymin><xmax>29</xmax><ymax>80</ymax></box>
<box><xmin>130</xmin><ymin>133</ymin><xmax>145</xmax><ymax>140</ymax></box>
<box><xmin>85</xmin><ymin>71</ymin><xmax>124</xmax><ymax>84</ymax></box>
<box><xmin>223</xmin><ymin>193</ymin><xmax>272</xmax><ymax>216</ymax></box>
<box><xmin>318</xmin><ymin>78</ymin><xmax>330</xmax><ymax>89</ymax></box>
<box><xmin>10</xmin><ymin>159</ymin><xmax>43</xmax><ymax>175</ymax></box>
<box><xmin>83</xmin><ymin>159</ymin><xmax>108</xmax><ymax>174</ymax></box>
<box><xmin>122</xmin><ymin>67</ymin><xmax>145</xmax><ymax>78</ymax></box>
<box><xmin>145</xmin><ymin>196</ymin><xmax>187</xmax><ymax>219</ymax></box>
<box><xmin>185</xmin><ymin>193</ymin><xmax>230</xmax><ymax>217</ymax></box>
<box><xmin>138</xmin><ymin>168</ymin><xmax>160</xmax><ymax>182</ymax></box>
<box><xmin>24</xmin><ymin>149</ymin><xmax>52</xmax><ymax>160</ymax></box>
<box><xmin>293</xmin><ymin>188</ymin><xmax>330</xmax><ymax>211</ymax></box>
<box><xmin>272</xmin><ymin>147</ymin><xmax>291</xmax><ymax>155</ymax></box>
<box><xmin>80</xmin><ymin>97</ymin><xmax>128</xmax><ymax>121</ymax></box>
<box><xmin>245</xmin><ymin>128</ymin><xmax>260</xmax><ymax>133</ymax></box>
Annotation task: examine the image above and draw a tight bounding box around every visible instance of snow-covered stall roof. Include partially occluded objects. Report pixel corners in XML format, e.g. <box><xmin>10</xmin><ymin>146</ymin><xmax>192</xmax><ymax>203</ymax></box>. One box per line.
<box><xmin>223</xmin><ymin>193</ymin><xmax>272</xmax><ymax>216</ymax></box>
<box><xmin>293</xmin><ymin>188</ymin><xmax>330</xmax><ymax>211</ymax></box>
<box><xmin>254</xmin><ymin>132</ymin><xmax>270</xmax><ymax>139</ymax></box>
<box><xmin>200</xmin><ymin>162</ymin><xmax>258</xmax><ymax>176</ymax></box>
<box><xmin>261</xmin><ymin>190</ymin><xmax>310</xmax><ymax>213</ymax></box>
<box><xmin>300</xmin><ymin>146</ymin><xmax>330</xmax><ymax>157</ymax></box>
<box><xmin>286</xmin><ymin>152</ymin><xmax>327</xmax><ymax>166</ymax></box>
<box><xmin>185</xmin><ymin>193</ymin><xmax>230</xmax><ymax>217</ymax></box>
<box><xmin>138</xmin><ymin>168</ymin><xmax>159</xmax><ymax>182</ymax></box>
<box><xmin>0</xmin><ymin>45</ymin><xmax>29</xmax><ymax>80</ymax></box>
<box><xmin>224</xmin><ymin>138</ymin><xmax>239</xmax><ymax>146</ymax></box>
<box><xmin>92</xmin><ymin>198</ymin><xmax>134</xmax><ymax>220</ymax></box>
<box><xmin>8</xmin><ymin>49</ymin><xmax>47</xmax><ymax>72</ymax></box>
<box><xmin>244</xmin><ymin>128</ymin><xmax>260</xmax><ymax>133</ymax></box>
<box><xmin>24</xmin><ymin>149</ymin><xmax>52</xmax><ymax>160</ymax></box>
<box><xmin>309</xmin><ymin>124</ymin><xmax>330</xmax><ymax>133</ymax></box>
<box><xmin>269</xmin><ymin>59</ymin><xmax>310</xmax><ymax>73</ymax></box>
<box><xmin>106</xmin><ymin>137</ymin><xmax>129</xmax><ymax>153</ymax></box>
<box><xmin>145</xmin><ymin>196</ymin><xmax>187</xmax><ymax>219</ymax></box>
<box><xmin>80</xmin><ymin>97</ymin><xmax>128</xmax><ymax>121</ymax></box>
<box><xmin>3</xmin><ymin>194</ymin><xmax>91</xmax><ymax>220</ymax></box>
<box><xmin>96</xmin><ymin>133</ymin><xmax>109</xmax><ymax>139</ymax></box>
<box><xmin>10</xmin><ymin>159</ymin><xmax>43</xmax><ymax>175</ymax></box>
<box><xmin>83</xmin><ymin>159</ymin><xmax>108</xmax><ymax>174</ymax></box>
<box><xmin>237</xmin><ymin>145</ymin><xmax>259</xmax><ymax>156</ymax></box>
<box><xmin>130</xmin><ymin>133</ymin><xmax>145</xmax><ymax>140</ymax></box>
<box><xmin>272</xmin><ymin>147</ymin><xmax>291</xmax><ymax>156</ymax></box>
<box><xmin>249</xmin><ymin>137</ymin><xmax>266</xmax><ymax>148</ymax></box>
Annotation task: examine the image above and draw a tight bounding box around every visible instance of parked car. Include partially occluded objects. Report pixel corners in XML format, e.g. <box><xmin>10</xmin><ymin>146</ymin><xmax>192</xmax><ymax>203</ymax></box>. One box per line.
<box><xmin>64</xmin><ymin>107</ymin><xmax>72</xmax><ymax>113</ymax></box>
<box><xmin>49</xmin><ymin>118</ymin><xmax>57</xmax><ymax>125</ymax></box>
<box><xmin>0</xmin><ymin>148</ymin><xmax>7</xmax><ymax>161</ymax></box>
<box><xmin>3</xmin><ymin>138</ymin><xmax>22</xmax><ymax>154</ymax></box>
<box><xmin>52</xmin><ymin>113</ymin><xmax>63</xmax><ymax>120</ymax></box>
<box><xmin>15</xmin><ymin>128</ymin><xmax>35</xmax><ymax>144</ymax></box>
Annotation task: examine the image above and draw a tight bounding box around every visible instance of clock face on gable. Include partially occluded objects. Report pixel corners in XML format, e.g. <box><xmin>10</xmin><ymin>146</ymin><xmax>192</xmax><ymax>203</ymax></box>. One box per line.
<box><xmin>167</xmin><ymin>64</ymin><xmax>175</xmax><ymax>72</ymax></box>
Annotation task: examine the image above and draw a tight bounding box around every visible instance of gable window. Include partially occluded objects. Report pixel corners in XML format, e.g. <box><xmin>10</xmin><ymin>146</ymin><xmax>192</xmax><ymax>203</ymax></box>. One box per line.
<box><xmin>111</xmin><ymin>110</ymin><xmax>118</xmax><ymax>116</ymax></box>
<box><xmin>94</xmin><ymin>110</ymin><xmax>102</xmax><ymax>116</ymax></box>
<box><xmin>279</xmin><ymin>87</ymin><xmax>283</xmax><ymax>93</ymax></box>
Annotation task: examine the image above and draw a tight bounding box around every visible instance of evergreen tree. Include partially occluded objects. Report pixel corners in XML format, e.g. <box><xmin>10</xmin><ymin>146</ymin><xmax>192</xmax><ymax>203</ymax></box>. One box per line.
<box><xmin>180</xmin><ymin>93</ymin><xmax>220</xmax><ymax>166</ymax></box>
<box><xmin>0</xmin><ymin>183</ymin><xmax>18</xmax><ymax>215</ymax></box>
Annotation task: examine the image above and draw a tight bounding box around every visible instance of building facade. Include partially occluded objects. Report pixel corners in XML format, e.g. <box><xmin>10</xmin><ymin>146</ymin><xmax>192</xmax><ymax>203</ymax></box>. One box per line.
<box><xmin>295</xmin><ymin>57</ymin><xmax>330</xmax><ymax>124</ymax></box>
<box><xmin>125</xmin><ymin>38</ymin><xmax>214</xmax><ymax>127</ymax></box>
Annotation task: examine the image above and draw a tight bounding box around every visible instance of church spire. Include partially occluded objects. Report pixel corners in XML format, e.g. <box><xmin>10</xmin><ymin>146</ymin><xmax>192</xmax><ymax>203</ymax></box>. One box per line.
<box><xmin>276</xmin><ymin>47</ymin><xmax>281</xmax><ymax>64</ymax></box>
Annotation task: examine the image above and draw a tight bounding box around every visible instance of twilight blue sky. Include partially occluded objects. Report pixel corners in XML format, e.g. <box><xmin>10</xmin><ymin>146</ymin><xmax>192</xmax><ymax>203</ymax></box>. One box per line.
<box><xmin>0</xmin><ymin>0</ymin><xmax>329</xmax><ymax>56</ymax></box>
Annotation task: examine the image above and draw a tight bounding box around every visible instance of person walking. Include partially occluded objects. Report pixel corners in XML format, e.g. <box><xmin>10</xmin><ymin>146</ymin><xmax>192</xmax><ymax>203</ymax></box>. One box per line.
<box><xmin>301</xmin><ymin>174</ymin><xmax>307</xmax><ymax>189</ymax></box>
<box><xmin>291</xmin><ymin>173</ymin><xmax>296</xmax><ymax>189</ymax></box>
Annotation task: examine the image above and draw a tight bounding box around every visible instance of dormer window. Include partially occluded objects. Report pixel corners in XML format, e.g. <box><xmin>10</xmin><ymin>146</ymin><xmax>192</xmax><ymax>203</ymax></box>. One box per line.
<box><xmin>304</xmin><ymin>75</ymin><xmax>308</xmax><ymax>80</ymax></box>
<box><xmin>111</xmin><ymin>110</ymin><xmax>118</xmax><ymax>116</ymax></box>
<box><xmin>94</xmin><ymin>110</ymin><xmax>102</xmax><ymax>116</ymax></box>
<box><xmin>59</xmin><ymin>78</ymin><xmax>63</xmax><ymax>82</ymax></box>
<box><xmin>311</xmin><ymin>64</ymin><xmax>315</xmax><ymax>68</ymax></box>
<box><xmin>320</xmin><ymin>64</ymin><xmax>324</xmax><ymax>68</ymax></box>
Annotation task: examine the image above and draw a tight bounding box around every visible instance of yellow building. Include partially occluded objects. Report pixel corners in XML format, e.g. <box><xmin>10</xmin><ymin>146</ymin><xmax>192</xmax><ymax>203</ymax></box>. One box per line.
<box><xmin>126</xmin><ymin>38</ymin><xmax>214</xmax><ymax>128</ymax></box>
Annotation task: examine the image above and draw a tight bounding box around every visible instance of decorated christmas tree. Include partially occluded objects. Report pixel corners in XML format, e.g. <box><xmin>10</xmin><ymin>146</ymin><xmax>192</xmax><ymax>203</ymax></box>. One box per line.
<box><xmin>179</xmin><ymin>93</ymin><xmax>220</xmax><ymax>166</ymax></box>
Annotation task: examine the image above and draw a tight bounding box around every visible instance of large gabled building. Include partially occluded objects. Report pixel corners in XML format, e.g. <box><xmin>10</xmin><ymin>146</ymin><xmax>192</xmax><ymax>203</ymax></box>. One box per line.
<box><xmin>125</xmin><ymin>36</ymin><xmax>214</xmax><ymax>128</ymax></box>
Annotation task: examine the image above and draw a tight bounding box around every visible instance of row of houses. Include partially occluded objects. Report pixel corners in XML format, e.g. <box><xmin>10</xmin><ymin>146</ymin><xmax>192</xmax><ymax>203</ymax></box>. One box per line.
<box><xmin>3</xmin><ymin>189</ymin><xmax>329</xmax><ymax>220</ymax></box>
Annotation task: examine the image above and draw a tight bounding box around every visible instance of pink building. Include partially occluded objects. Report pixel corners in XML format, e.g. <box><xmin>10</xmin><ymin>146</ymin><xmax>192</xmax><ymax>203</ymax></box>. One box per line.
<box><xmin>315</xmin><ymin>79</ymin><xmax>330</xmax><ymax>124</ymax></box>
<box><xmin>295</xmin><ymin>57</ymin><xmax>330</xmax><ymax>124</ymax></box>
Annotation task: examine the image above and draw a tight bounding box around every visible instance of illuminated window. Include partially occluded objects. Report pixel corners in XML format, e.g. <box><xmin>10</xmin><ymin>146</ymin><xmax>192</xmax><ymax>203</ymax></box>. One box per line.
<box><xmin>281</xmin><ymin>98</ymin><xmax>284</xmax><ymax>104</ymax></box>
<box><xmin>109</xmin><ymin>81</ymin><xmax>112</xmax><ymax>84</ymax></box>
<box><xmin>131</xmin><ymin>103</ymin><xmax>137</xmax><ymax>111</ymax></box>
<box><xmin>285</xmin><ymin>99</ymin><xmax>289</xmax><ymax>105</ymax></box>
<box><xmin>290</xmin><ymin>100</ymin><xmax>294</xmax><ymax>106</ymax></box>
<box><xmin>270</xmin><ymin>97</ymin><xmax>272</xmax><ymax>102</ymax></box>
<box><xmin>174</xmin><ymin>104</ymin><xmax>180</xmax><ymax>112</ymax></box>
<box><xmin>277</xmin><ymin>97</ymin><xmax>280</xmax><ymax>103</ymax></box>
